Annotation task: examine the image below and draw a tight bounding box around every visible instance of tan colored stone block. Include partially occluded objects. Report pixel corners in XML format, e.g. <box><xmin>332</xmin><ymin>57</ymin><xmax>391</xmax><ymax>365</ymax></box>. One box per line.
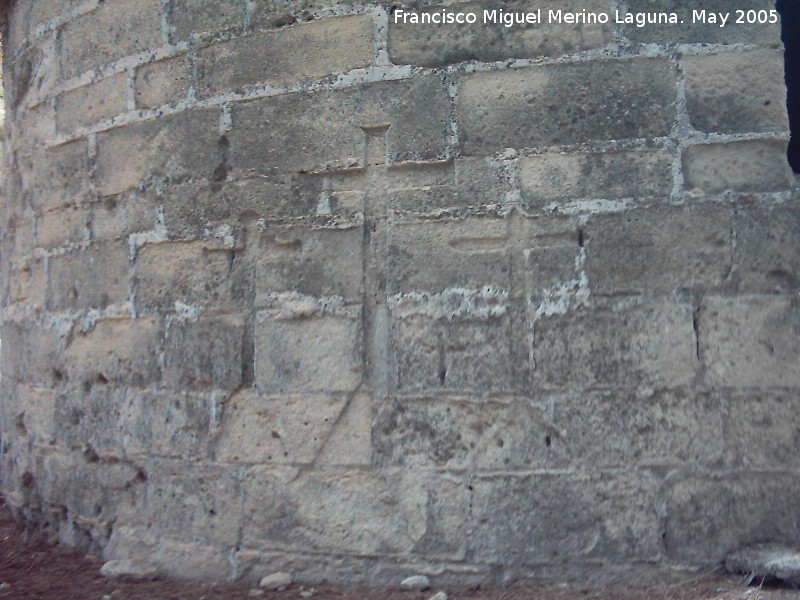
<box><xmin>134</xmin><ymin>54</ymin><xmax>192</xmax><ymax>109</ymax></box>
<box><xmin>56</xmin><ymin>73</ymin><xmax>128</xmax><ymax>134</ymax></box>
<box><xmin>196</xmin><ymin>16</ymin><xmax>373</xmax><ymax>96</ymax></box>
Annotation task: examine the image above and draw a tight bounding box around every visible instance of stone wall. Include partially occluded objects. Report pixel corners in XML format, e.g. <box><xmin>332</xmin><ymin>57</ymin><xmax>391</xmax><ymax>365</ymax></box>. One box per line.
<box><xmin>1</xmin><ymin>0</ymin><xmax>799</xmax><ymax>585</ymax></box>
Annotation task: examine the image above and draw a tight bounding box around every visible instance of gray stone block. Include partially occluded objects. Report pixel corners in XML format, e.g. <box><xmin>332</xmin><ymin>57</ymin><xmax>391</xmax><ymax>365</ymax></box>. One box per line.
<box><xmin>459</xmin><ymin>59</ymin><xmax>677</xmax><ymax>154</ymax></box>
<box><xmin>47</xmin><ymin>242</ymin><xmax>130</xmax><ymax>310</ymax></box>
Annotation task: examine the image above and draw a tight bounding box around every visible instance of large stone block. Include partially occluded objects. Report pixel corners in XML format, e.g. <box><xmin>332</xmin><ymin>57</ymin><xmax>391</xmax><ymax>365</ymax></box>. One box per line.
<box><xmin>135</xmin><ymin>462</ymin><xmax>241</xmax><ymax>547</ymax></box>
<box><xmin>733</xmin><ymin>197</ymin><xmax>800</xmax><ymax>293</ymax></box>
<box><xmin>518</xmin><ymin>148</ymin><xmax>673</xmax><ymax>211</ymax></box>
<box><xmin>471</xmin><ymin>471</ymin><xmax>661</xmax><ymax>564</ymax></box>
<box><xmin>724</xmin><ymin>392</ymin><xmax>800</xmax><ymax>468</ymax></box>
<box><xmin>168</xmin><ymin>0</ymin><xmax>246</xmax><ymax>40</ymax></box>
<box><xmin>91</xmin><ymin>193</ymin><xmax>159</xmax><ymax>242</ymax></box>
<box><xmin>584</xmin><ymin>203</ymin><xmax>732</xmax><ymax>294</ymax></box>
<box><xmin>216</xmin><ymin>390</ymin><xmax>352</xmax><ymax>465</ymax></box>
<box><xmin>664</xmin><ymin>472</ymin><xmax>800</xmax><ymax>563</ymax></box>
<box><xmin>59</xmin><ymin>0</ymin><xmax>163</xmax><ymax>80</ymax></box>
<box><xmin>0</xmin><ymin>323</ymin><xmax>66</xmax><ymax>387</ymax></box>
<box><xmin>196</xmin><ymin>16</ymin><xmax>373</xmax><ymax>96</ymax></box>
<box><xmin>701</xmin><ymin>296</ymin><xmax>800</xmax><ymax>387</ymax></box>
<box><xmin>163</xmin><ymin>317</ymin><xmax>244</xmax><ymax>393</ymax></box>
<box><xmin>20</xmin><ymin>140</ymin><xmax>90</xmax><ymax>211</ymax></box>
<box><xmin>390</xmin><ymin>311</ymin><xmax>515</xmax><ymax>393</ymax></box>
<box><xmin>459</xmin><ymin>59</ymin><xmax>676</xmax><ymax>154</ymax></box>
<box><xmin>65</xmin><ymin>318</ymin><xmax>161</xmax><ymax>388</ymax></box>
<box><xmin>682</xmin><ymin>140</ymin><xmax>795</xmax><ymax>196</ymax></box>
<box><xmin>134</xmin><ymin>54</ymin><xmax>192</xmax><ymax>109</ymax></box>
<box><xmin>240</xmin><ymin>468</ymin><xmax>468</xmax><ymax>559</ymax></box>
<box><xmin>621</xmin><ymin>0</ymin><xmax>781</xmax><ymax>45</ymax></box>
<box><xmin>56</xmin><ymin>73</ymin><xmax>128</xmax><ymax>134</ymax></box>
<box><xmin>254</xmin><ymin>312</ymin><xmax>363</xmax><ymax>394</ymax></box>
<box><xmin>96</xmin><ymin>108</ymin><xmax>222</xmax><ymax>197</ymax></box>
<box><xmin>551</xmin><ymin>390</ymin><xmax>723</xmax><ymax>467</ymax></box>
<box><xmin>1</xmin><ymin>385</ymin><xmax>58</xmax><ymax>447</ymax></box>
<box><xmin>386</xmin><ymin>218</ymin><xmax>513</xmax><ymax>294</ymax></box>
<box><xmin>34</xmin><ymin>205</ymin><xmax>89</xmax><ymax>249</ymax></box>
<box><xmin>256</xmin><ymin>226</ymin><xmax>364</xmax><ymax>303</ymax></box>
<box><xmin>134</xmin><ymin>241</ymin><xmax>253</xmax><ymax>313</ymax></box>
<box><xmin>685</xmin><ymin>49</ymin><xmax>788</xmax><ymax>135</ymax></box>
<box><xmin>229</xmin><ymin>75</ymin><xmax>450</xmax><ymax>176</ymax></box>
<box><xmin>47</xmin><ymin>242</ymin><xmax>130</xmax><ymax>310</ymax></box>
<box><xmin>6</xmin><ymin>257</ymin><xmax>47</xmax><ymax>308</ymax></box>
<box><xmin>388</xmin><ymin>0</ymin><xmax>614</xmax><ymax>67</ymax></box>
<box><xmin>534</xmin><ymin>300</ymin><xmax>697</xmax><ymax>389</ymax></box>
<box><xmin>373</xmin><ymin>398</ymin><xmax>552</xmax><ymax>470</ymax></box>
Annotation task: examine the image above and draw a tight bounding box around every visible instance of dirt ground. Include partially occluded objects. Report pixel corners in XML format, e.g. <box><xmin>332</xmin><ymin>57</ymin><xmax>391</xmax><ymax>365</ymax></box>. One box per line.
<box><xmin>0</xmin><ymin>499</ymin><xmax>798</xmax><ymax>600</ymax></box>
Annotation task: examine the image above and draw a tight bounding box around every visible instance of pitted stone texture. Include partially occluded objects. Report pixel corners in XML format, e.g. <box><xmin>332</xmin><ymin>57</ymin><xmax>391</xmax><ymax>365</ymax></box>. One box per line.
<box><xmin>584</xmin><ymin>203</ymin><xmax>732</xmax><ymax>294</ymax></box>
<box><xmin>388</xmin><ymin>0</ymin><xmax>614</xmax><ymax>67</ymax></box>
<box><xmin>685</xmin><ymin>49</ymin><xmax>789</xmax><ymax>134</ymax></box>
<box><xmin>134</xmin><ymin>241</ymin><xmax>253</xmax><ymax>313</ymax></box>
<box><xmin>725</xmin><ymin>392</ymin><xmax>800</xmax><ymax>468</ymax></box>
<box><xmin>96</xmin><ymin>109</ymin><xmax>223</xmax><ymax>197</ymax></box>
<box><xmin>701</xmin><ymin>296</ymin><xmax>800</xmax><ymax>388</ymax></box>
<box><xmin>240</xmin><ymin>468</ymin><xmax>468</xmax><ymax>559</ymax></box>
<box><xmin>65</xmin><ymin>318</ymin><xmax>161</xmax><ymax>388</ymax></box>
<box><xmin>196</xmin><ymin>16</ymin><xmax>374</xmax><ymax>96</ymax></box>
<box><xmin>254</xmin><ymin>312</ymin><xmax>363</xmax><ymax>394</ymax></box>
<box><xmin>229</xmin><ymin>76</ymin><xmax>450</xmax><ymax>176</ymax></box>
<box><xmin>471</xmin><ymin>471</ymin><xmax>662</xmax><ymax>564</ymax></box>
<box><xmin>621</xmin><ymin>0</ymin><xmax>781</xmax><ymax>45</ymax></box>
<box><xmin>19</xmin><ymin>140</ymin><xmax>90</xmax><ymax>211</ymax></box>
<box><xmin>164</xmin><ymin>317</ymin><xmax>244</xmax><ymax>393</ymax></box>
<box><xmin>59</xmin><ymin>0</ymin><xmax>163</xmax><ymax>80</ymax></box>
<box><xmin>459</xmin><ymin>59</ymin><xmax>676</xmax><ymax>154</ymax></box>
<box><xmin>519</xmin><ymin>148</ymin><xmax>673</xmax><ymax>211</ymax></box>
<box><xmin>534</xmin><ymin>300</ymin><xmax>697</xmax><ymax>389</ymax></box>
<box><xmin>169</xmin><ymin>0</ymin><xmax>246</xmax><ymax>40</ymax></box>
<box><xmin>56</xmin><ymin>74</ymin><xmax>128</xmax><ymax>134</ymax></box>
<box><xmin>47</xmin><ymin>242</ymin><xmax>130</xmax><ymax>310</ymax></box>
<box><xmin>683</xmin><ymin>140</ymin><xmax>796</xmax><ymax>196</ymax></box>
<box><xmin>135</xmin><ymin>54</ymin><xmax>193</xmax><ymax>109</ymax></box>
<box><xmin>733</xmin><ymin>197</ymin><xmax>800</xmax><ymax>293</ymax></box>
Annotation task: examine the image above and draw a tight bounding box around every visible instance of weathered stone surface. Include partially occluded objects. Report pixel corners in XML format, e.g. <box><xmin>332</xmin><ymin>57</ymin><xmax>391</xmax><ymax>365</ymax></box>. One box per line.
<box><xmin>96</xmin><ymin>109</ymin><xmax>223</xmax><ymax>197</ymax></box>
<box><xmin>0</xmin><ymin>323</ymin><xmax>65</xmax><ymax>387</ymax></box>
<box><xmin>621</xmin><ymin>0</ymin><xmax>781</xmax><ymax>45</ymax></box>
<box><xmin>733</xmin><ymin>197</ymin><xmax>800</xmax><ymax>293</ymax></box>
<box><xmin>59</xmin><ymin>0</ymin><xmax>163</xmax><ymax>80</ymax></box>
<box><xmin>254</xmin><ymin>312</ymin><xmax>363</xmax><ymax>394</ymax></box>
<box><xmin>229</xmin><ymin>76</ymin><xmax>450</xmax><ymax>176</ymax></box>
<box><xmin>534</xmin><ymin>300</ymin><xmax>698</xmax><ymax>389</ymax></box>
<box><xmin>91</xmin><ymin>193</ymin><xmax>159</xmax><ymax>242</ymax></box>
<box><xmin>683</xmin><ymin>140</ymin><xmax>796</xmax><ymax>195</ymax></box>
<box><xmin>35</xmin><ymin>206</ymin><xmax>89</xmax><ymax>249</ymax></box>
<box><xmin>701</xmin><ymin>296</ymin><xmax>800</xmax><ymax>387</ymax></box>
<box><xmin>519</xmin><ymin>148</ymin><xmax>673</xmax><ymax>210</ymax></box>
<box><xmin>20</xmin><ymin>140</ymin><xmax>90</xmax><ymax>211</ymax></box>
<box><xmin>56</xmin><ymin>73</ymin><xmax>128</xmax><ymax>134</ymax></box>
<box><xmin>459</xmin><ymin>59</ymin><xmax>677</xmax><ymax>154</ymax></box>
<box><xmin>196</xmin><ymin>16</ymin><xmax>373</xmax><ymax>96</ymax></box>
<box><xmin>1</xmin><ymin>385</ymin><xmax>58</xmax><ymax>446</ymax></box>
<box><xmin>551</xmin><ymin>390</ymin><xmax>723</xmax><ymax>467</ymax></box>
<box><xmin>65</xmin><ymin>318</ymin><xmax>161</xmax><ymax>387</ymax></box>
<box><xmin>169</xmin><ymin>0</ymin><xmax>246</xmax><ymax>40</ymax></box>
<box><xmin>685</xmin><ymin>49</ymin><xmax>789</xmax><ymax>134</ymax></box>
<box><xmin>240</xmin><ymin>468</ymin><xmax>468</xmax><ymax>558</ymax></box>
<box><xmin>47</xmin><ymin>242</ymin><xmax>130</xmax><ymax>310</ymax></box>
<box><xmin>216</xmin><ymin>390</ymin><xmax>352</xmax><ymax>464</ymax></box>
<box><xmin>725</xmin><ymin>392</ymin><xmax>800</xmax><ymax>468</ymax></box>
<box><xmin>373</xmin><ymin>398</ymin><xmax>552</xmax><ymax>470</ymax></box>
<box><xmin>256</xmin><ymin>226</ymin><xmax>364</xmax><ymax>302</ymax></box>
<box><xmin>471</xmin><ymin>471</ymin><xmax>661</xmax><ymax>564</ymax></box>
<box><xmin>584</xmin><ymin>202</ymin><xmax>732</xmax><ymax>294</ymax></box>
<box><xmin>664</xmin><ymin>472</ymin><xmax>800</xmax><ymax>563</ymax></box>
<box><xmin>134</xmin><ymin>241</ymin><xmax>252</xmax><ymax>313</ymax></box>
<box><xmin>134</xmin><ymin>54</ymin><xmax>192</xmax><ymax>109</ymax></box>
<box><xmin>100</xmin><ymin>559</ymin><xmax>157</xmax><ymax>579</ymax></box>
<box><xmin>164</xmin><ymin>317</ymin><xmax>244</xmax><ymax>393</ymax></box>
<box><xmin>388</xmin><ymin>0</ymin><xmax>614</xmax><ymax>67</ymax></box>
<box><xmin>259</xmin><ymin>571</ymin><xmax>293</xmax><ymax>590</ymax></box>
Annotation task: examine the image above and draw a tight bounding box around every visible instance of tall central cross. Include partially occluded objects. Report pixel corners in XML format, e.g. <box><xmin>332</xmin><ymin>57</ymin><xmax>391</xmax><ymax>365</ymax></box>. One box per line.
<box><xmin>315</xmin><ymin>126</ymin><xmax>455</xmax><ymax>396</ymax></box>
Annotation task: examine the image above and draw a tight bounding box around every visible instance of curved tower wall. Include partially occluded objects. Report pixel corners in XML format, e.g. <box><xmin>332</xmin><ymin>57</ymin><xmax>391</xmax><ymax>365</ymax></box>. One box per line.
<box><xmin>1</xmin><ymin>0</ymin><xmax>798</xmax><ymax>584</ymax></box>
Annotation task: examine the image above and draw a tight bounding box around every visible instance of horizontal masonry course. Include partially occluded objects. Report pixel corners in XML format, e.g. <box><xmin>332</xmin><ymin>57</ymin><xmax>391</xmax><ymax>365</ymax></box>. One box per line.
<box><xmin>393</xmin><ymin>9</ymin><xmax>779</xmax><ymax>27</ymax></box>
